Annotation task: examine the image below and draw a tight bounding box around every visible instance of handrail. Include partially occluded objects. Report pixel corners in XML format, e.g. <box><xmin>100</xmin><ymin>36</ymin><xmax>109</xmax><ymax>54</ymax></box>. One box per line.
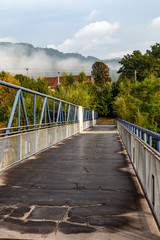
<box><xmin>0</xmin><ymin>120</ymin><xmax>79</xmax><ymax>137</ymax></box>
<box><xmin>0</xmin><ymin>80</ymin><xmax>98</xmax><ymax>136</ymax></box>
<box><xmin>117</xmin><ymin>118</ymin><xmax>160</xmax><ymax>152</ymax></box>
<box><xmin>0</xmin><ymin>80</ymin><xmax>78</xmax><ymax>107</ymax></box>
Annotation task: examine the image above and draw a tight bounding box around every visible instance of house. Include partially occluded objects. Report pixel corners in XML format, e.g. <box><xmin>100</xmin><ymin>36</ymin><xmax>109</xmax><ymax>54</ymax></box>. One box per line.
<box><xmin>44</xmin><ymin>75</ymin><xmax>92</xmax><ymax>88</ymax></box>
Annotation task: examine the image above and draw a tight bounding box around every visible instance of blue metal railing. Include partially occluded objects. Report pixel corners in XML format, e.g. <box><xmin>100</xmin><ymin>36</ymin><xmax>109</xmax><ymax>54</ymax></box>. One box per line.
<box><xmin>83</xmin><ymin>108</ymin><xmax>92</xmax><ymax>121</ymax></box>
<box><xmin>0</xmin><ymin>80</ymin><xmax>98</xmax><ymax>169</ymax></box>
<box><xmin>94</xmin><ymin>111</ymin><xmax>98</xmax><ymax>120</ymax></box>
<box><xmin>0</xmin><ymin>80</ymin><xmax>98</xmax><ymax>136</ymax></box>
<box><xmin>0</xmin><ymin>80</ymin><xmax>80</xmax><ymax>135</ymax></box>
<box><xmin>82</xmin><ymin>108</ymin><xmax>98</xmax><ymax>121</ymax></box>
<box><xmin>117</xmin><ymin>118</ymin><xmax>160</xmax><ymax>152</ymax></box>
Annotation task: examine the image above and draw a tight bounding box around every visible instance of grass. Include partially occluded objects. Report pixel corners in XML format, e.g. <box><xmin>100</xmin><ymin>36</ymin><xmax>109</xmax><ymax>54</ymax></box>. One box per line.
<box><xmin>98</xmin><ymin>117</ymin><xmax>115</xmax><ymax>123</ymax></box>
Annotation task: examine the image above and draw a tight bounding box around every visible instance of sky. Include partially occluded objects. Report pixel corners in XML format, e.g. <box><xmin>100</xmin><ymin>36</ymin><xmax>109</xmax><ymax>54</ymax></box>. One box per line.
<box><xmin>0</xmin><ymin>0</ymin><xmax>160</xmax><ymax>59</ymax></box>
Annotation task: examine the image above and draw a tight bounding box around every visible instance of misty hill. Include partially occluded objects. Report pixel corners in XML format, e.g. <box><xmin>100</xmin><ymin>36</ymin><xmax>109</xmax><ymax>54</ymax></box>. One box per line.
<box><xmin>0</xmin><ymin>42</ymin><xmax>120</xmax><ymax>80</ymax></box>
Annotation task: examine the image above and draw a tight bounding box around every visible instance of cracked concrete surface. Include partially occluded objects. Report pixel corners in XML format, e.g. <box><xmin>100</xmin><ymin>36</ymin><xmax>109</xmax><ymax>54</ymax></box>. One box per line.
<box><xmin>0</xmin><ymin>123</ymin><xmax>159</xmax><ymax>239</ymax></box>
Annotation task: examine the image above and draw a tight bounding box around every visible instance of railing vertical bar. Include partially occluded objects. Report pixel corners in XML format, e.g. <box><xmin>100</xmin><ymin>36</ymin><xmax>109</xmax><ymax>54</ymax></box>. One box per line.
<box><xmin>156</xmin><ymin>140</ymin><xmax>160</xmax><ymax>152</ymax></box>
<box><xmin>18</xmin><ymin>93</ymin><xmax>21</xmax><ymax>131</ymax></box>
<box><xmin>6</xmin><ymin>89</ymin><xmax>21</xmax><ymax>133</ymax></box>
<box><xmin>56</xmin><ymin>101</ymin><xmax>61</xmax><ymax>125</ymax></box>
<box><xmin>67</xmin><ymin>104</ymin><xmax>70</xmax><ymax>123</ymax></box>
<box><xmin>39</xmin><ymin>97</ymin><xmax>47</xmax><ymax>128</ymax></box>
<box><xmin>148</xmin><ymin>135</ymin><xmax>152</xmax><ymax>146</ymax></box>
<box><xmin>65</xmin><ymin>103</ymin><xmax>66</xmax><ymax>124</ymax></box>
<box><xmin>138</xmin><ymin>130</ymin><xmax>142</xmax><ymax>138</ymax></box>
<box><xmin>20</xmin><ymin>91</ymin><xmax>29</xmax><ymax>128</ymax></box>
<box><xmin>34</xmin><ymin>94</ymin><xmax>36</xmax><ymax>128</ymax></box>
<box><xmin>53</xmin><ymin>100</ymin><xmax>55</xmax><ymax>126</ymax></box>
<box><xmin>142</xmin><ymin>132</ymin><xmax>147</xmax><ymax>142</ymax></box>
<box><xmin>45</xmin><ymin>99</ymin><xmax>47</xmax><ymax>128</ymax></box>
<box><xmin>61</xmin><ymin>102</ymin><xmax>64</xmax><ymax>125</ymax></box>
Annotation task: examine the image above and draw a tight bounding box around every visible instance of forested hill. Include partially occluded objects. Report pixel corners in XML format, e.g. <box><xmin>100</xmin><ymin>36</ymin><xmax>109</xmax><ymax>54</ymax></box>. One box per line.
<box><xmin>0</xmin><ymin>42</ymin><xmax>120</xmax><ymax>80</ymax></box>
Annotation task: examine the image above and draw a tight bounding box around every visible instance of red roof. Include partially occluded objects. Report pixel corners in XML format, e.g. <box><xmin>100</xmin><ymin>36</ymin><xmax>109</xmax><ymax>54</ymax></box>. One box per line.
<box><xmin>44</xmin><ymin>75</ymin><xmax>91</xmax><ymax>88</ymax></box>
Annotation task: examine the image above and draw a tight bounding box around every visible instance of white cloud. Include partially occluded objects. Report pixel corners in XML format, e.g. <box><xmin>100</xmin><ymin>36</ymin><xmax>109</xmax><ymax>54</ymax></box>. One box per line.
<box><xmin>47</xmin><ymin>44</ymin><xmax>56</xmax><ymax>49</ymax></box>
<box><xmin>48</xmin><ymin>21</ymin><xmax>120</xmax><ymax>58</ymax></box>
<box><xmin>0</xmin><ymin>36</ymin><xmax>17</xmax><ymax>43</ymax></box>
<box><xmin>107</xmin><ymin>50</ymin><xmax>133</xmax><ymax>59</ymax></box>
<box><xmin>85</xmin><ymin>10</ymin><xmax>98</xmax><ymax>20</ymax></box>
<box><xmin>150</xmin><ymin>17</ymin><xmax>160</xmax><ymax>28</ymax></box>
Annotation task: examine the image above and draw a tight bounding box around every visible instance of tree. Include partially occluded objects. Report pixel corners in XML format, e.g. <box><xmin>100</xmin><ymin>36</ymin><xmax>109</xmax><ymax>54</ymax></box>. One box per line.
<box><xmin>0</xmin><ymin>72</ymin><xmax>20</xmax><ymax>127</ymax></box>
<box><xmin>54</xmin><ymin>83</ymin><xmax>91</xmax><ymax>108</ymax></box>
<box><xmin>147</xmin><ymin>43</ymin><xmax>160</xmax><ymax>58</ymax></box>
<box><xmin>113</xmin><ymin>76</ymin><xmax>160</xmax><ymax>131</ymax></box>
<box><xmin>117</xmin><ymin>50</ymin><xmax>153</xmax><ymax>82</ymax></box>
<box><xmin>61</xmin><ymin>72</ymin><xmax>75</xmax><ymax>86</ymax></box>
<box><xmin>95</xmin><ymin>84</ymin><xmax>112</xmax><ymax>116</ymax></box>
<box><xmin>68</xmin><ymin>73</ymin><xmax>75</xmax><ymax>85</ymax></box>
<box><xmin>118</xmin><ymin>43</ymin><xmax>160</xmax><ymax>82</ymax></box>
<box><xmin>91</xmin><ymin>61</ymin><xmax>111</xmax><ymax>88</ymax></box>
<box><xmin>78</xmin><ymin>71</ymin><xmax>87</xmax><ymax>83</ymax></box>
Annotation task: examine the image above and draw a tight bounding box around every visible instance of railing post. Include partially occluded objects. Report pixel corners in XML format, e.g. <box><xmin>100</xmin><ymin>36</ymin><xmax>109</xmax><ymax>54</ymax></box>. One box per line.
<box><xmin>148</xmin><ymin>135</ymin><xmax>152</xmax><ymax>147</ymax></box>
<box><xmin>78</xmin><ymin>106</ymin><xmax>83</xmax><ymax>133</ymax></box>
<box><xmin>92</xmin><ymin>110</ymin><xmax>95</xmax><ymax>126</ymax></box>
<box><xmin>142</xmin><ymin>132</ymin><xmax>147</xmax><ymax>142</ymax></box>
<box><xmin>18</xmin><ymin>94</ymin><xmax>21</xmax><ymax>131</ymax></box>
<box><xmin>65</xmin><ymin>103</ymin><xmax>66</xmax><ymax>124</ymax></box>
<box><xmin>34</xmin><ymin>94</ymin><xmax>36</xmax><ymax>128</ymax></box>
<box><xmin>53</xmin><ymin>100</ymin><xmax>55</xmax><ymax>126</ymax></box>
<box><xmin>156</xmin><ymin>140</ymin><xmax>160</xmax><ymax>152</ymax></box>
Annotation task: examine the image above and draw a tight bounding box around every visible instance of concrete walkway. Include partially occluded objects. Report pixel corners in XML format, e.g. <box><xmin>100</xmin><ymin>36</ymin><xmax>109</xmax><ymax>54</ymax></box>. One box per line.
<box><xmin>0</xmin><ymin>124</ymin><xmax>159</xmax><ymax>239</ymax></box>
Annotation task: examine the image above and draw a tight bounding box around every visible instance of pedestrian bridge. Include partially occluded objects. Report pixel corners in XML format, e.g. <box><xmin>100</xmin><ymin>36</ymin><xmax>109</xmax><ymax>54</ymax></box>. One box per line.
<box><xmin>0</xmin><ymin>81</ymin><xmax>160</xmax><ymax>239</ymax></box>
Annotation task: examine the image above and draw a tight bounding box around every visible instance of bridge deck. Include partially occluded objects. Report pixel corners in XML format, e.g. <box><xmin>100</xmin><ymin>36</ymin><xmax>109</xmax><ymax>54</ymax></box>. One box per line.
<box><xmin>0</xmin><ymin>124</ymin><xmax>159</xmax><ymax>239</ymax></box>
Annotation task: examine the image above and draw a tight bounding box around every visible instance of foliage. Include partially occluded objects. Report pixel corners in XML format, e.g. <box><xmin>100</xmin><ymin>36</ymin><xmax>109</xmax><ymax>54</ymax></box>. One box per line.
<box><xmin>113</xmin><ymin>42</ymin><xmax>160</xmax><ymax>131</ymax></box>
<box><xmin>54</xmin><ymin>81</ymin><xmax>98</xmax><ymax>109</ymax></box>
<box><xmin>61</xmin><ymin>72</ymin><xmax>75</xmax><ymax>86</ymax></box>
<box><xmin>95</xmin><ymin>84</ymin><xmax>113</xmax><ymax>116</ymax></box>
<box><xmin>118</xmin><ymin>50</ymin><xmax>153</xmax><ymax>82</ymax></box>
<box><xmin>15</xmin><ymin>74</ymin><xmax>50</xmax><ymax>94</ymax></box>
<box><xmin>0</xmin><ymin>72</ymin><xmax>20</xmax><ymax>127</ymax></box>
<box><xmin>78</xmin><ymin>71</ymin><xmax>87</xmax><ymax>83</ymax></box>
<box><xmin>0</xmin><ymin>72</ymin><xmax>52</xmax><ymax>128</ymax></box>
<box><xmin>113</xmin><ymin>76</ymin><xmax>160</xmax><ymax>131</ymax></box>
<box><xmin>147</xmin><ymin>43</ymin><xmax>160</xmax><ymax>58</ymax></box>
<box><xmin>91</xmin><ymin>61</ymin><xmax>112</xmax><ymax>87</ymax></box>
<box><xmin>118</xmin><ymin>43</ymin><xmax>160</xmax><ymax>82</ymax></box>
<box><xmin>0</xmin><ymin>64</ymin><xmax>115</xmax><ymax>129</ymax></box>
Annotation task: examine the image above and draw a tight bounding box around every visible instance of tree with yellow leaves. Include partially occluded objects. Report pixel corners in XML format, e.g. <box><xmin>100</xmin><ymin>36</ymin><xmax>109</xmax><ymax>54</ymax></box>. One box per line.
<box><xmin>0</xmin><ymin>71</ymin><xmax>20</xmax><ymax>127</ymax></box>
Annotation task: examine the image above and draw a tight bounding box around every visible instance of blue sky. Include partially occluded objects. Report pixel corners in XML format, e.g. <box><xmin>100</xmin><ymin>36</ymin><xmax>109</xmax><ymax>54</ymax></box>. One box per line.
<box><xmin>0</xmin><ymin>0</ymin><xmax>160</xmax><ymax>59</ymax></box>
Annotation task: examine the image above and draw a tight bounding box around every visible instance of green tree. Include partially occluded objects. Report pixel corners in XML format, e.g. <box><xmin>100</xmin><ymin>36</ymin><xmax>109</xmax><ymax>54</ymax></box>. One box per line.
<box><xmin>147</xmin><ymin>43</ymin><xmax>160</xmax><ymax>58</ymax></box>
<box><xmin>0</xmin><ymin>72</ymin><xmax>20</xmax><ymax>127</ymax></box>
<box><xmin>113</xmin><ymin>76</ymin><xmax>160</xmax><ymax>132</ymax></box>
<box><xmin>95</xmin><ymin>84</ymin><xmax>112</xmax><ymax>116</ymax></box>
<box><xmin>15</xmin><ymin>74</ymin><xmax>50</xmax><ymax>95</ymax></box>
<box><xmin>54</xmin><ymin>83</ymin><xmax>91</xmax><ymax>108</ymax></box>
<box><xmin>118</xmin><ymin>50</ymin><xmax>153</xmax><ymax>82</ymax></box>
<box><xmin>61</xmin><ymin>72</ymin><xmax>75</xmax><ymax>86</ymax></box>
<box><xmin>91</xmin><ymin>61</ymin><xmax>111</xmax><ymax>88</ymax></box>
<box><xmin>78</xmin><ymin>71</ymin><xmax>87</xmax><ymax>83</ymax></box>
<box><xmin>118</xmin><ymin>43</ymin><xmax>160</xmax><ymax>82</ymax></box>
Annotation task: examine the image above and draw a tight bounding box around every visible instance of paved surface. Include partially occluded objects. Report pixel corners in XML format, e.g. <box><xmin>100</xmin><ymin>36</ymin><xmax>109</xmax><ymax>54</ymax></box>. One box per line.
<box><xmin>0</xmin><ymin>124</ymin><xmax>159</xmax><ymax>240</ymax></box>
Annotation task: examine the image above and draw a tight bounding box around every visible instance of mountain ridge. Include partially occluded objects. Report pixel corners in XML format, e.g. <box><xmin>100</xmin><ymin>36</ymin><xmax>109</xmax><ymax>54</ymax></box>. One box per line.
<box><xmin>0</xmin><ymin>42</ymin><xmax>120</xmax><ymax>80</ymax></box>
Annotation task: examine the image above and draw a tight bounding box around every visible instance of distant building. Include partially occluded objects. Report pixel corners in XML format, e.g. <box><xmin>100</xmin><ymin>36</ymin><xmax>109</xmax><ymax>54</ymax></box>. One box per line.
<box><xmin>44</xmin><ymin>75</ymin><xmax>92</xmax><ymax>88</ymax></box>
